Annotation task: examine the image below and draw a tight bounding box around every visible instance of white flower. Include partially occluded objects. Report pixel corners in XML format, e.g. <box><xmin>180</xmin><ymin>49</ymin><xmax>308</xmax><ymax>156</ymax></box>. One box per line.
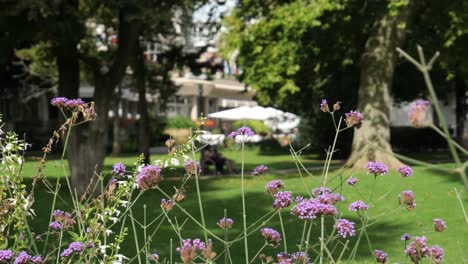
<box><xmin>109</xmin><ymin>217</ymin><xmax>119</xmax><ymax>223</ymax></box>
<box><xmin>106</xmin><ymin>229</ymin><xmax>113</xmax><ymax>236</ymax></box>
<box><xmin>119</xmin><ymin>200</ymin><xmax>129</xmax><ymax>207</ymax></box>
<box><xmin>170</xmin><ymin>158</ymin><xmax>180</xmax><ymax>166</ymax></box>
<box><xmin>137</xmin><ymin>164</ymin><xmax>144</xmax><ymax>172</ymax></box>
<box><xmin>113</xmin><ymin>254</ymin><xmax>129</xmax><ymax>263</ymax></box>
<box><xmin>182</xmin><ymin>155</ymin><xmax>191</xmax><ymax>161</ymax></box>
<box><xmin>163</xmin><ymin>161</ymin><xmax>169</xmax><ymax>168</ymax></box>
<box><xmin>114</xmin><ymin>209</ymin><xmax>121</xmax><ymax>216</ymax></box>
<box><xmin>99</xmin><ymin>245</ymin><xmax>108</xmax><ymax>254</ymax></box>
<box><xmin>153</xmin><ymin>159</ymin><xmax>162</xmax><ymax>166</ymax></box>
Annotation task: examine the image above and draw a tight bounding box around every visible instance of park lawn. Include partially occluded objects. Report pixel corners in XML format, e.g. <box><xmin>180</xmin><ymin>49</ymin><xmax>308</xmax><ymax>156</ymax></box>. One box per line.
<box><xmin>28</xmin><ymin>155</ymin><xmax>467</xmax><ymax>263</ymax></box>
<box><xmin>22</xmin><ymin>145</ymin><xmax>327</xmax><ymax>179</ymax></box>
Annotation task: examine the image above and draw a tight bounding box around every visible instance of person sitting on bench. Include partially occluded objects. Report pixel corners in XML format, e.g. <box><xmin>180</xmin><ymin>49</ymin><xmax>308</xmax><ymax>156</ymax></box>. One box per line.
<box><xmin>201</xmin><ymin>145</ymin><xmax>234</xmax><ymax>175</ymax></box>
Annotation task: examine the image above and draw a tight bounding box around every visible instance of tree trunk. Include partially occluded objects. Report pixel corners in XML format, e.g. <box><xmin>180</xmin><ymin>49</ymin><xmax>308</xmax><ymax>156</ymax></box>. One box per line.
<box><xmin>111</xmin><ymin>85</ymin><xmax>122</xmax><ymax>156</ymax></box>
<box><xmin>454</xmin><ymin>75</ymin><xmax>467</xmax><ymax>148</ymax></box>
<box><xmin>136</xmin><ymin>46</ymin><xmax>151</xmax><ymax>165</ymax></box>
<box><xmin>69</xmin><ymin>9</ymin><xmax>141</xmax><ymax>195</ymax></box>
<box><xmin>346</xmin><ymin>1</ymin><xmax>418</xmax><ymax>168</ymax></box>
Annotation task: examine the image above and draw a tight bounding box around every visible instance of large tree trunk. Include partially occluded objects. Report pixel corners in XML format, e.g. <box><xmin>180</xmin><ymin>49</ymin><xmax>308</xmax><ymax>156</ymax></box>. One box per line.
<box><xmin>69</xmin><ymin>10</ymin><xmax>141</xmax><ymax>195</ymax></box>
<box><xmin>136</xmin><ymin>46</ymin><xmax>151</xmax><ymax>165</ymax></box>
<box><xmin>346</xmin><ymin>1</ymin><xmax>418</xmax><ymax>168</ymax></box>
<box><xmin>454</xmin><ymin>75</ymin><xmax>467</xmax><ymax>148</ymax></box>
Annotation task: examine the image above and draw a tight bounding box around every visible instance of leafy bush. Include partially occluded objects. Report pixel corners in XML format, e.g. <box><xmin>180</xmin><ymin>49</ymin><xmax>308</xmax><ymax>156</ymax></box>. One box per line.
<box><xmin>233</xmin><ymin>120</ymin><xmax>271</xmax><ymax>135</ymax></box>
<box><xmin>167</xmin><ymin>116</ymin><xmax>196</xmax><ymax>129</ymax></box>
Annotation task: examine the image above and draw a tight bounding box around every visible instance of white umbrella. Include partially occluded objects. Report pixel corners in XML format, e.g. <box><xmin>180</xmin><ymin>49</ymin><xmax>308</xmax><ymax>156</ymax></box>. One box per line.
<box><xmin>208</xmin><ymin>106</ymin><xmax>274</xmax><ymax>120</ymax></box>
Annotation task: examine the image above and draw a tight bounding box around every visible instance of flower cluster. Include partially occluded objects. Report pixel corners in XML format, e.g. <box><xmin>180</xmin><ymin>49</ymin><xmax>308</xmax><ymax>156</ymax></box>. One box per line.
<box><xmin>365</xmin><ymin>161</ymin><xmax>388</xmax><ymax>176</ymax></box>
<box><xmin>228</xmin><ymin>126</ymin><xmax>255</xmax><ymax>139</ymax></box>
<box><xmin>401</xmin><ymin>233</ymin><xmax>411</xmax><ymax>241</ymax></box>
<box><xmin>311</xmin><ymin>187</ymin><xmax>332</xmax><ymax>196</ymax></box>
<box><xmin>184</xmin><ymin>159</ymin><xmax>201</xmax><ymax>175</ymax></box>
<box><xmin>344</xmin><ymin>110</ymin><xmax>364</xmax><ymax>128</ymax></box>
<box><xmin>431</xmin><ymin>245</ymin><xmax>444</xmax><ymax>264</ymax></box>
<box><xmin>50</xmin><ymin>97</ymin><xmax>96</xmax><ymax>120</ymax></box>
<box><xmin>149</xmin><ymin>253</ymin><xmax>159</xmax><ymax>262</ymax></box>
<box><xmin>434</xmin><ymin>218</ymin><xmax>446</xmax><ymax>232</ymax></box>
<box><xmin>261</xmin><ymin>227</ymin><xmax>282</xmax><ymax>247</ymax></box>
<box><xmin>252</xmin><ymin>165</ymin><xmax>268</xmax><ymax>176</ymax></box>
<box><xmin>276</xmin><ymin>251</ymin><xmax>310</xmax><ymax>264</ymax></box>
<box><xmin>408</xmin><ymin>100</ymin><xmax>430</xmax><ymax>127</ymax></box>
<box><xmin>398</xmin><ymin>190</ymin><xmax>416</xmax><ymax>210</ymax></box>
<box><xmin>0</xmin><ymin>250</ymin><xmax>13</xmax><ymax>263</ymax></box>
<box><xmin>161</xmin><ymin>199</ymin><xmax>175</xmax><ymax>212</ymax></box>
<box><xmin>320</xmin><ymin>99</ymin><xmax>329</xmax><ymax>112</ymax></box>
<box><xmin>405</xmin><ymin>236</ymin><xmax>431</xmax><ymax>263</ymax></box>
<box><xmin>112</xmin><ymin>162</ymin><xmax>126</xmax><ymax>177</ymax></box>
<box><xmin>374</xmin><ymin>249</ymin><xmax>388</xmax><ymax>263</ymax></box>
<box><xmin>266</xmin><ymin>180</ymin><xmax>285</xmax><ymax>194</ymax></box>
<box><xmin>60</xmin><ymin>242</ymin><xmax>84</xmax><ymax>258</ymax></box>
<box><xmin>396</xmin><ymin>165</ymin><xmax>413</xmax><ymax>177</ymax></box>
<box><xmin>272</xmin><ymin>191</ymin><xmax>293</xmax><ymax>209</ymax></box>
<box><xmin>335</xmin><ymin>219</ymin><xmax>355</xmax><ymax>238</ymax></box>
<box><xmin>49</xmin><ymin>209</ymin><xmax>75</xmax><ymax>231</ymax></box>
<box><xmin>349</xmin><ymin>200</ymin><xmax>369</xmax><ymax>212</ymax></box>
<box><xmin>136</xmin><ymin>165</ymin><xmax>162</xmax><ymax>190</ymax></box>
<box><xmin>316</xmin><ymin>193</ymin><xmax>344</xmax><ymax>205</ymax></box>
<box><xmin>291</xmin><ymin>197</ymin><xmax>338</xmax><ymax>220</ymax></box>
<box><xmin>176</xmin><ymin>239</ymin><xmax>206</xmax><ymax>263</ymax></box>
<box><xmin>217</xmin><ymin>217</ymin><xmax>233</xmax><ymax>229</ymax></box>
<box><xmin>346</xmin><ymin>176</ymin><xmax>358</xmax><ymax>186</ymax></box>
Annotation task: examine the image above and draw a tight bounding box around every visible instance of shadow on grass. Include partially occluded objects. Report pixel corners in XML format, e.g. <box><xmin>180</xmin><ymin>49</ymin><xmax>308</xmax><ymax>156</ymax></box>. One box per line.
<box><xmin>27</xmin><ymin>176</ymin><xmax>409</xmax><ymax>263</ymax></box>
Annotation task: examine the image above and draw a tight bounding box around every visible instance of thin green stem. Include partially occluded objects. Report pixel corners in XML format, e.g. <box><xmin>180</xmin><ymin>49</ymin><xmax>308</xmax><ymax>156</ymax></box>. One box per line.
<box><xmin>250</xmin><ymin>243</ymin><xmax>268</xmax><ymax>264</ymax></box>
<box><xmin>224</xmin><ymin>209</ymin><xmax>231</xmax><ymax>264</ymax></box>
<box><xmin>278</xmin><ymin>211</ymin><xmax>288</xmax><ymax>253</ymax></box>
<box><xmin>192</xmin><ymin>140</ymin><xmax>208</xmax><ymax>243</ymax></box>
<box><xmin>369</xmin><ymin>176</ymin><xmax>377</xmax><ymax>202</ymax></box>
<box><xmin>453</xmin><ymin>188</ymin><xmax>468</xmax><ymax>225</ymax></box>
<box><xmin>319</xmin><ymin>216</ymin><xmax>325</xmax><ymax>264</ymax></box>
<box><xmin>129</xmin><ymin>208</ymin><xmax>142</xmax><ymax>264</ymax></box>
<box><xmin>56</xmin><ymin>230</ymin><xmax>63</xmax><ymax>264</ymax></box>
<box><xmin>430</xmin><ymin>124</ymin><xmax>468</xmax><ymax>155</ymax></box>
<box><xmin>156</xmin><ymin>186</ymin><xmax>224</xmax><ymax>242</ymax></box>
<box><xmin>42</xmin><ymin>176</ymin><xmax>61</xmax><ymax>256</ymax></box>
<box><xmin>303</xmin><ymin>221</ymin><xmax>314</xmax><ymax>264</ymax></box>
<box><xmin>241</xmin><ymin>141</ymin><xmax>249</xmax><ymax>264</ymax></box>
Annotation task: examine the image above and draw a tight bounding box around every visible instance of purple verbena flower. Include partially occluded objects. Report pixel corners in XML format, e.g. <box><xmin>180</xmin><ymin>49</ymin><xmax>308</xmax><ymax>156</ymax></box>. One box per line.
<box><xmin>333</xmin><ymin>101</ymin><xmax>341</xmax><ymax>111</ymax></box>
<box><xmin>228</xmin><ymin>126</ymin><xmax>255</xmax><ymax>139</ymax></box>
<box><xmin>335</xmin><ymin>219</ymin><xmax>355</xmax><ymax>238</ymax></box>
<box><xmin>49</xmin><ymin>221</ymin><xmax>62</xmax><ymax>230</ymax></box>
<box><xmin>252</xmin><ymin>165</ymin><xmax>268</xmax><ymax>176</ymax></box>
<box><xmin>408</xmin><ymin>100</ymin><xmax>430</xmax><ymax>128</ymax></box>
<box><xmin>273</xmin><ymin>191</ymin><xmax>293</xmax><ymax>209</ymax></box>
<box><xmin>31</xmin><ymin>255</ymin><xmax>44</xmax><ymax>264</ymax></box>
<box><xmin>291</xmin><ymin>198</ymin><xmax>338</xmax><ymax>220</ymax></box>
<box><xmin>365</xmin><ymin>161</ymin><xmax>388</xmax><ymax>176</ymax></box>
<box><xmin>346</xmin><ymin>176</ymin><xmax>358</xmax><ymax>186</ymax></box>
<box><xmin>349</xmin><ymin>200</ymin><xmax>369</xmax><ymax>212</ymax></box>
<box><xmin>405</xmin><ymin>236</ymin><xmax>430</xmax><ymax>263</ymax></box>
<box><xmin>431</xmin><ymin>245</ymin><xmax>444</xmax><ymax>264</ymax></box>
<box><xmin>14</xmin><ymin>251</ymin><xmax>31</xmax><ymax>264</ymax></box>
<box><xmin>266</xmin><ymin>180</ymin><xmax>285</xmax><ymax>195</ymax></box>
<box><xmin>177</xmin><ymin>239</ymin><xmax>206</xmax><ymax>263</ymax></box>
<box><xmin>0</xmin><ymin>250</ymin><xmax>13</xmax><ymax>263</ymax></box>
<box><xmin>434</xmin><ymin>218</ymin><xmax>446</xmax><ymax>232</ymax></box>
<box><xmin>344</xmin><ymin>110</ymin><xmax>364</xmax><ymax>128</ymax></box>
<box><xmin>261</xmin><ymin>228</ymin><xmax>282</xmax><ymax>248</ymax></box>
<box><xmin>320</xmin><ymin>99</ymin><xmax>329</xmax><ymax>112</ymax></box>
<box><xmin>64</xmin><ymin>98</ymin><xmax>85</xmax><ymax>108</ymax></box>
<box><xmin>217</xmin><ymin>217</ymin><xmax>233</xmax><ymax>229</ymax></box>
<box><xmin>60</xmin><ymin>249</ymin><xmax>73</xmax><ymax>258</ymax></box>
<box><xmin>401</xmin><ymin>233</ymin><xmax>411</xmax><ymax>241</ymax></box>
<box><xmin>277</xmin><ymin>251</ymin><xmax>310</xmax><ymax>264</ymax></box>
<box><xmin>69</xmin><ymin>242</ymin><xmax>84</xmax><ymax>252</ymax></box>
<box><xmin>161</xmin><ymin>199</ymin><xmax>175</xmax><ymax>212</ymax></box>
<box><xmin>374</xmin><ymin>249</ymin><xmax>388</xmax><ymax>263</ymax></box>
<box><xmin>136</xmin><ymin>165</ymin><xmax>162</xmax><ymax>190</ymax></box>
<box><xmin>51</xmin><ymin>97</ymin><xmax>69</xmax><ymax>107</ymax></box>
<box><xmin>311</xmin><ymin>187</ymin><xmax>332</xmax><ymax>196</ymax></box>
<box><xmin>317</xmin><ymin>193</ymin><xmax>344</xmax><ymax>205</ymax></box>
<box><xmin>399</xmin><ymin>190</ymin><xmax>416</xmax><ymax>210</ymax></box>
<box><xmin>396</xmin><ymin>165</ymin><xmax>413</xmax><ymax>177</ymax></box>
<box><xmin>184</xmin><ymin>159</ymin><xmax>201</xmax><ymax>175</ymax></box>
<box><xmin>149</xmin><ymin>253</ymin><xmax>159</xmax><ymax>262</ymax></box>
<box><xmin>113</xmin><ymin>162</ymin><xmax>126</xmax><ymax>177</ymax></box>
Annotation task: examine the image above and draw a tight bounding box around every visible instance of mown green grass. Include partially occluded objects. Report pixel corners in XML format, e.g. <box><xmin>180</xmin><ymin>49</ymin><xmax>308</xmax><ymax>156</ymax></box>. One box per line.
<box><xmin>24</xmin><ymin>149</ymin><xmax>467</xmax><ymax>263</ymax></box>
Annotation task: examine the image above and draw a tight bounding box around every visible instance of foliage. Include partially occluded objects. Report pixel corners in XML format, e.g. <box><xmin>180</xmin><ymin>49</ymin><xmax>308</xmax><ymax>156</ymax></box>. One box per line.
<box><xmin>233</xmin><ymin>120</ymin><xmax>271</xmax><ymax>135</ymax></box>
<box><xmin>167</xmin><ymin>115</ymin><xmax>197</xmax><ymax>129</ymax></box>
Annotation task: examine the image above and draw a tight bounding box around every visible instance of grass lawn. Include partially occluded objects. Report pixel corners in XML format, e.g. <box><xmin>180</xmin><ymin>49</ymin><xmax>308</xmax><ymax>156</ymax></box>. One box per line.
<box><xmin>23</xmin><ymin>147</ymin><xmax>467</xmax><ymax>263</ymax></box>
